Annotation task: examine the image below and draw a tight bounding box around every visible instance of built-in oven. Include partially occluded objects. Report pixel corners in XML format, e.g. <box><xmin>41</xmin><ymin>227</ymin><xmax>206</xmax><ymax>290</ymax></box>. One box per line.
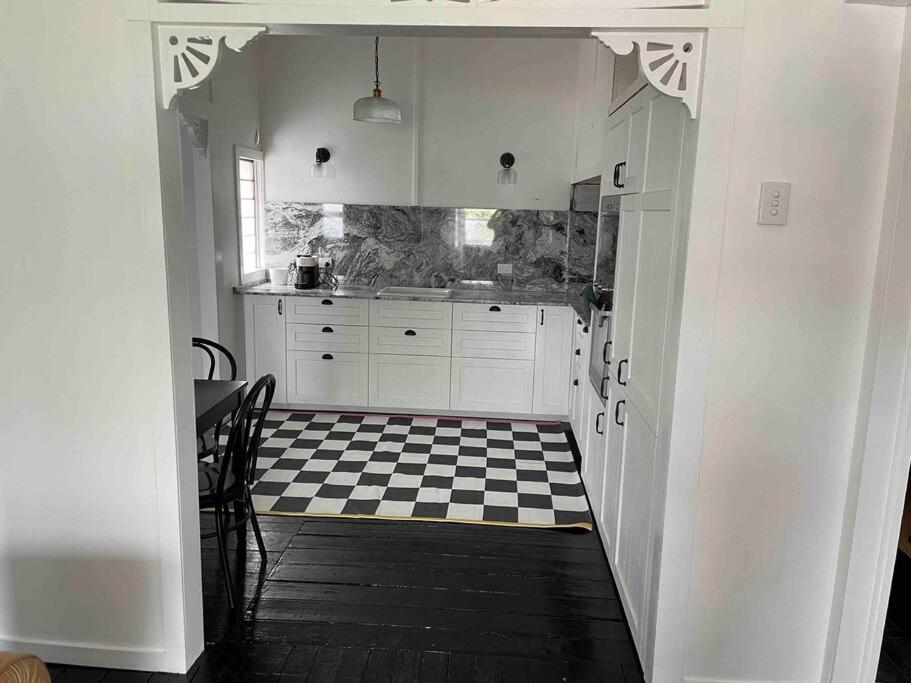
<box><xmin>587</xmin><ymin>194</ymin><xmax>620</xmax><ymax>405</ymax></box>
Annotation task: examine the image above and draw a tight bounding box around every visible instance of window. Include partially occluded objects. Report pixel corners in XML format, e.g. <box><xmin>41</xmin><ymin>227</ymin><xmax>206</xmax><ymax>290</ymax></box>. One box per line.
<box><xmin>235</xmin><ymin>146</ymin><xmax>265</xmax><ymax>283</ymax></box>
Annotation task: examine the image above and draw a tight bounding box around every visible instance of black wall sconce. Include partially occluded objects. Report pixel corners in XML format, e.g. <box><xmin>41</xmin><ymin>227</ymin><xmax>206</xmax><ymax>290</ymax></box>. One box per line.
<box><xmin>311</xmin><ymin>147</ymin><xmax>335</xmax><ymax>179</ymax></box>
<box><xmin>498</xmin><ymin>152</ymin><xmax>517</xmax><ymax>185</ymax></box>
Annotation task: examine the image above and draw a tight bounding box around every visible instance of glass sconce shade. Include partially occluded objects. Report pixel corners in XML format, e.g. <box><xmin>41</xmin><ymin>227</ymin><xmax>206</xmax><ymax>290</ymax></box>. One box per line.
<box><xmin>310</xmin><ymin>147</ymin><xmax>335</xmax><ymax>178</ymax></box>
<box><xmin>497</xmin><ymin>152</ymin><xmax>517</xmax><ymax>184</ymax></box>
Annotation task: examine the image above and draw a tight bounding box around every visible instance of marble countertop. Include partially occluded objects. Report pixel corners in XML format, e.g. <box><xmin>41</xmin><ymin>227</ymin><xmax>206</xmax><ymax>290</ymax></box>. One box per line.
<box><xmin>234</xmin><ymin>283</ymin><xmax>592</xmax><ymax>319</ymax></box>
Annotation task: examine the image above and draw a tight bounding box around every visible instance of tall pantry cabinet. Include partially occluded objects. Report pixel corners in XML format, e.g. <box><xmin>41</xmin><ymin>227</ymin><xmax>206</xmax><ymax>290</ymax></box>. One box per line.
<box><xmin>586</xmin><ymin>83</ymin><xmax>693</xmax><ymax>672</ymax></box>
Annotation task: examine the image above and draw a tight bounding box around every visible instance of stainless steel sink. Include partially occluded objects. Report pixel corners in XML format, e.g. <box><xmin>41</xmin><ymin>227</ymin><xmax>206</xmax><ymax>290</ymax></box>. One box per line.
<box><xmin>376</xmin><ymin>286</ymin><xmax>453</xmax><ymax>299</ymax></box>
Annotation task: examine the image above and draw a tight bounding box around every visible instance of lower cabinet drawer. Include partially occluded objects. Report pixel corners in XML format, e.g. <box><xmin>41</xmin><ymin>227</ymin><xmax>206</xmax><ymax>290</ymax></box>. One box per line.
<box><xmin>368</xmin><ymin>354</ymin><xmax>451</xmax><ymax>411</ymax></box>
<box><xmin>369</xmin><ymin>326</ymin><xmax>452</xmax><ymax>357</ymax></box>
<box><xmin>285</xmin><ymin>297</ymin><xmax>370</xmax><ymax>326</ymax></box>
<box><xmin>286</xmin><ymin>323</ymin><xmax>369</xmax><ymax>353</ymax></box>
<box><xmin>286</xmin><ymin>351</ymin><xmax>368</xmax><ymax>407</ymax></box>
<box><xmin>452</xmin><ymin>329</ymin><xmax>536</xmax><ymax>360</ymax></box>
<box><xmin>450</xmin><ymin>357</ymin><xmax>534</xmax><ymax>414</ymax></box>
<box><xmin>453</xmin><ymin>302</ymin><xmax>539</xmax><ymax>333</ymax></box>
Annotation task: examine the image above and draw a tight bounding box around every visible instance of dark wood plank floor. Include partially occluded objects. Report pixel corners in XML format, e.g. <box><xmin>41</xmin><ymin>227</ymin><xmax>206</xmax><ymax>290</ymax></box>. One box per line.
<box><xmin>47</xmin><ymin>512</ymin><xmax>642</xmax><ymax>682</ymax></box>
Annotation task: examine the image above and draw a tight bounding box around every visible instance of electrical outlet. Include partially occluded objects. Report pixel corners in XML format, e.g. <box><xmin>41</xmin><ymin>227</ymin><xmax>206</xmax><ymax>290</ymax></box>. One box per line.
<box><xmin>497</xmin><ymin>263</ymin><xmax>513</xmax><ymax>275</ymax></box>
<box><xmin>319</xmin><ymin>257</ymin><xmax>333</xmax><ymax>269</ymax></box>
<box><xmin>758</xmin><ymin>181</ymin><xmax>791</xmax><ymax>225</ymax></box>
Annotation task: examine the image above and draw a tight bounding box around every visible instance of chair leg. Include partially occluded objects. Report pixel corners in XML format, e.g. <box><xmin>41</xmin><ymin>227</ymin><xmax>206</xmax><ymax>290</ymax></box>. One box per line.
<box><xmin>214</xmin><ymin>505</ymin><xmax>234</xmax><ymax>610</ymax></box>
<box><xmin>247</xmin><ymin>491</ymin><xmax>268</xmax><ymax>562</ymax></box>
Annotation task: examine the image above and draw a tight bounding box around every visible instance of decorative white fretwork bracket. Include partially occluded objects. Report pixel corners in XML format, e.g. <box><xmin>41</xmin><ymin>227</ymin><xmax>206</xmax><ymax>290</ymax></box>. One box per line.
<box><xmin>157</xmin><ymin>25</ymin><xmax>267</xmax><ymax>109</ymax></box>
<box><xmin>592</xmin><ymin>31</ymin><xmax>705</xmax><ymax>119</ymax></box>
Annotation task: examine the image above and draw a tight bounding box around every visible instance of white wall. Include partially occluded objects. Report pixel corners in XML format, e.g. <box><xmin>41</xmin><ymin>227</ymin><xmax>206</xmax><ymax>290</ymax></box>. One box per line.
<box><xmin>180</xmin><ymin>50</ymin><xmax>262</xmax><ymax>377</ymax></box>
<box><xmin>256</xmin><ymin>36</ymin><xmax>579</xmax><ymax>210</ymax></box>
<box><xmin>256</xmin><ymin>36</ymin><xmax>416</xmax><ymax>206</ymax></box>
<box><xmin>682</xmin><ymin>1</ymin><xmax>906</xmax><ymax>681</ymax></box>
<box><xmin>0</xmin><ymin>1</ymin><xmax>201</xmax><ymax>672</ymax></box>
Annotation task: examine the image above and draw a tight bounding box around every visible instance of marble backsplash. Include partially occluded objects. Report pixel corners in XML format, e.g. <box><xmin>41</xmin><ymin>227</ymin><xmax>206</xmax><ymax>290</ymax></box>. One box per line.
<box><xmin>264</xmin><ymin>202</ymin><xmax>598</xmax><ymax>293</ymax></box>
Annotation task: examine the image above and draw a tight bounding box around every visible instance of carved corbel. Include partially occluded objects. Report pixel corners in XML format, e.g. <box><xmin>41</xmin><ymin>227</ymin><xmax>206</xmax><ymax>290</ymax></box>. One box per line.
<box><xmin>593</xmin><ymin>31</ymin><xmax>705</xmax><ymax>119</ymax></box>
<box><xmin>158</xmin><ymin>25</ymin><xmax>267</xmax><ymax>109</ymax></box>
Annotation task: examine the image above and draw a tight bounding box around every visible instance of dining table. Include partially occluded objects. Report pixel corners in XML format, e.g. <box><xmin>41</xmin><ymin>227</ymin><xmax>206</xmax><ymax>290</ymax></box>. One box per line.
<box><xmin>194</xmin><ymin>379</ymin><xmax>247</xmax><ymax>437</ymax></box>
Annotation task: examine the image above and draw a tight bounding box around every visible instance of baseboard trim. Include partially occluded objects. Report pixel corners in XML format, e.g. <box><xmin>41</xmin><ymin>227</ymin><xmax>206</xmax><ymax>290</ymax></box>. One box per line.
<box><xmin>0</xmin><ymin>636</ymin><xmax>168</xmax><ymax>672</ymax></box>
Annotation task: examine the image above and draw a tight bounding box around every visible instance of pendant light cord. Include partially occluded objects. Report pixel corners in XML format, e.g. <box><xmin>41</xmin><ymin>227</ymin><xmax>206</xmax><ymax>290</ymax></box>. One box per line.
<box><xmin>374</xmin><ymin>36</ymin><xmax>381</xmax><ymax>89</ymax></box>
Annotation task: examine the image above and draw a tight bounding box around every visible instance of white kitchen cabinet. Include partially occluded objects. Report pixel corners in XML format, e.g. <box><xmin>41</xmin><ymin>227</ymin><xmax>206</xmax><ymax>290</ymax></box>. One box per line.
<box><xmin>613</xmin><ymin>397</ymin><xmax>658</xmax><ymax>652</ymax></box>
<box><xmin>286</xmin><ymin>323</ymin><xmax>369</xmax><ymax>354</ymax></box>
<box><xmin>452</xmin><ymin>330</ymin><xmax>536</xmax><ymax>360</ymax></box>
<box><xmin>285</xmin><ymin>297</ymin><xmax>370</xmax><ymax>327</ymax></box>
<box><xmin>453</xmin><ymin>302</ymin><xmax>538</xmax><ymax>334</ymax></box>
<box><xmin>286</xmin><ymin>351</ymin><xmax>368</xmax><ymax>407</ymax></box>
<box><xmin>450</xmin><ymin>357</ymin><xmax>535</xmax><ymax>415</ymax></box>
<box><xmin>369</xmin><ymin>326</ymin><xmax>451</xmax><ymax>357</ymax></box>
<box><xmin>369</xmin><ymin>354</ymin><xmax>451</xmax><ymax>411</ymax></box>
<box><xmin>600</xmin><ymin>383</ymin><xmax>626</xmax><ymax>564</ymax></box>
<box><xmin>572</xmin><ymin>40</ymin><xmax>614</xmax><ymax>183</ymax></box>
<box><xmin>580</xmin><ymin>380</ymin><xmax>607</xmax><ymax>522</ymax></box>
<box><xmin>244</xmin><ymin>296</ymin><xmax>287</xmax><ymax>405</ymax></box>
<box><xmin>532</xmin><ymin>306</ymin><xmax>573</xmax><ymax>415</ymax></box>
<box><xmin>602</xmin><ymin>86</ymin><xmax>659</xmax><ymax>197</ymax></box>
<box><xmin>369</xmin><ymin>299</ymin><xmax>452</xmax><ymax>330</ymax></box>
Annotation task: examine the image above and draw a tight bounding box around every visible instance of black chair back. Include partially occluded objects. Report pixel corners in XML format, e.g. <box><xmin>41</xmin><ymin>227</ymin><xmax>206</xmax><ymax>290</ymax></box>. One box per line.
<box><xmin>192</xmin><ymin>337</ymin><xmax>238</xmax><ymax>381</ymax></box>
<box><xmin>217</xmin><ymin>374</ymin><xmax>276</xmax><ymax>496</ymax></box>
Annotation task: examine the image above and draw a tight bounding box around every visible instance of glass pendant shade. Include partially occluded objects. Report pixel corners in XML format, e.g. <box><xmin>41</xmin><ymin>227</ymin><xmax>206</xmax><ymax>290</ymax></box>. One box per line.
<box><xmin>497</xmin><ymin>167</ymin><xmax>518</xmax><ymax>185</ymax></box>
<box><xmin>353</xmin><ymin>90</ymin><xmax>402</xmax><ymax>124</ymax></box>
<box><xmin>353</xmin><ymin>37</ymin><xmax>402</xmax><ymax>124</ymax></box>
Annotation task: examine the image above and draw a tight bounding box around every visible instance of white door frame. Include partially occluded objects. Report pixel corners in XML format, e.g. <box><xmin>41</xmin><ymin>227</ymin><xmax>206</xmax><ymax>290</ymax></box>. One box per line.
<box><xmin>824</xmin><ymin>10</ymin><xmax>911</xmax><ymax>682</ymax></box>
<box><xmin>133</xmin><ymin>3</ymin><xmax>749</xmax><ymax>678</ymax></box>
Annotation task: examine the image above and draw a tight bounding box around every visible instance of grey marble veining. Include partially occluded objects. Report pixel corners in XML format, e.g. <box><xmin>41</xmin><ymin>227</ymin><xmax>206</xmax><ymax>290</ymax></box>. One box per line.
<box><xmin>263</xmin><ymin>202</ymin><xmax>598</xmax><ymax>293</ymax></box>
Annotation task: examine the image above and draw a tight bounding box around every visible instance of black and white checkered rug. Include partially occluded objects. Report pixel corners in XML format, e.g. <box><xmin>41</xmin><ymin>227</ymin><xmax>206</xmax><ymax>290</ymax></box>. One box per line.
<box><xmin>244</xmin><ymin>411</ymin><xmax>592</xmax><ymax>530</ymax></box>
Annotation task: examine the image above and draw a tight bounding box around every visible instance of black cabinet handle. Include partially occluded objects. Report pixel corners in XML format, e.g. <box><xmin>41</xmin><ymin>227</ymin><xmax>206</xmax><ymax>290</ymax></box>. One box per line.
<box><xmin>404</xmin><ymin>329</ymin><xmax>416</xmax><ymax>336</ymax></box>
<box><xmin>321</xmin><ymin>299</ymin><xmax>333</xmax><ymax>305</ymax></box>
<box><xmin>576</xmin><ymin>318</ymin><xmax>582</xmax><ymax>326</ymax></box>
<box><xmin>600</xmin><ymin>376</ymin><xmax>609</xmax><ymax>400</ymax></box>
<box><xmin>573</xmin><ymin>379</ymin><xmax>579</xmax><ymax>386</ymax></box>
<box><xmin>617</xmin><ymin>162</ymin><xmax>626</xmax><ymax>189</ymax></box>
<box><xmin>583</xmin><ymin>326</ymin><xmax>589</xmax><ymax>333</ymax></box>
<box><xmin>612</xmin><ymin>163</ymin><xmax>621</xmax><ymax>188</ymax></box>
<box><xmin>575</xmin><ymin>349</ymin><xmax>581</xmax><ymax>356</ymax></box>
<box><xmin>615</xmin><ymin>399</ymin><xmax>626</xmax><ymax>427</ymax></box>
<box><xmin>618</xmin><ymin>359</ymin><xmax>628</xmax><ymax>386</ymax></box>
<box><xmin>322</xmin><ymin>353</ymin><xmax>333</xmax><ymax>360</ymax></box>
<box><xmin>489</xmin><ymin>305</ymin><xmax>501</xmax><ymax>312</ymax></box>
<box><xmin>321</xmin><ymin>326</ymin><xmax>333</xmax><ymax>333</ymax></box>
<box><xmin>540</xmin><ymin>309</ymin><xmax>544</xmax><ymax>325</ymax></box>
<box><xmin>603</xmin><ymin>340</ymin><xmax>611</xmax><ymax>364</ymax></box>
<box><xmin>278</xmin><ymin>300</ymin><xmax>282</xmax><ymax>315</ymax></box>
<box><xmin>595</xmin><ymin>412</ymin><xmax>604</xmax><ymax>435</ymax></box>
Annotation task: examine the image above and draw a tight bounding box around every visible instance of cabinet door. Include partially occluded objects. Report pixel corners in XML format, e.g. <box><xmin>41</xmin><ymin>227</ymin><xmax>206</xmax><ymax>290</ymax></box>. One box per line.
<box><xmin>533</xmin><ymin>306</ymin><xmax>573</xmax><ymax>415</ymax></box>
<box><xmin>286</xmin><ymin>351</ymin><xmax>368</xmax><ymax>407</ymax></box>
<box><xmin>603</xmin><ymin>114</ymin><xmax>630</xmax><ymax>197</ymax></box>
<box><xmin>622</xmin><ymin>93</ymin><xmax>650</xmax><ymax>194</ymax></box>
<box><xmin>581</xmin><ymin>382</ymin><xmax>606</xmax><ymax>522</ymax></box>
<box><xmin>369</xmin><ymin>354</ymin><xmax>450</xmax><ymax>411</ymax></box>
<box><xmin>613</xmin><ymin>398</ymin><xmax>658</xmax><ymax>652</ymax></box>
<box><xmin>600</xmin><ymin>384</ymin><xmax>626</xmax><ymax>563</ymax></box>
<box><xmin>450</xmin><ymin>357</ymin><xmax>534</xmax><ymax>415</ymax></box>
<box><xmin>610</xmin><ymin>195</ymin><xmax>641</xmax><ymax>369</ymax></box>
<box><xmin>244</xmin><ymin>296</ymin><xmax>287</xmax><ymax>405</ymax></box>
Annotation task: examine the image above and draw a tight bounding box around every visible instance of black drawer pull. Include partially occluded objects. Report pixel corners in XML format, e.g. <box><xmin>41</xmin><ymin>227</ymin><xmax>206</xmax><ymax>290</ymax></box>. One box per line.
<box><xmin>583</xmin><ymin>326</ymin><xmax>588</xmax><ymax>333</ymax></box>
<box><xmin>404</xmin><ymin>329</ymin><xmax>417</xmax><ymax>336</ymax></box>
<box><xmin>573</xmin><ymin>379</ymin><xmax>579</xmax><ymax>386</ymax></box>
<box><xmin>575</xmin><ymin>349</ymin><xmax>581</xmax><ymax>356</ymax></box>
<box><xmin>322</xmin><ymin>326</ymin><xmax>333</xmax><ymax>333</ymax></box>
<box><xmin>322</xmin><ymin>353</ymin><xmax>333</xmax><ymax>360</ymax></box>
<box><xmin>321</xmin><ymin>299</ymin><xmax>333</xmax><ymax>305</ymax></box>
<box><xmin>618</xmin><ymin>358</ymin><xmax>628</xmax><ymax>386</ymax></box>
<box><xmin>600</xmin><ymin>376</ymin><xmax>609</xmax><ymax>400</ymax></box>
<box><xmin>489</xmin><ymin>305</ymin><xmax>501</xmax><ymax>312</ymax></box>
<box><xmin>615</xmin><ymin>399</ymin><xmax>626</xmax><ymax>427</ymax></box>
<box><xmin>595</xmin><ymin>412</ymin><xmax>604</xmax><ymax>435</ymax></box>
<box><xmin>576</xmin><ymin>319</ymin><xmax>582</xmax><ymax>326</ymax></box>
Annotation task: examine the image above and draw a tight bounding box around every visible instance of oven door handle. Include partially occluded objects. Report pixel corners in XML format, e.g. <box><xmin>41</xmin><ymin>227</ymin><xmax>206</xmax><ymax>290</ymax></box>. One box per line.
<box><xmin>603</xmin><ymin>340</ymin><xmax>612</xmax><ymax>364</ymax></box>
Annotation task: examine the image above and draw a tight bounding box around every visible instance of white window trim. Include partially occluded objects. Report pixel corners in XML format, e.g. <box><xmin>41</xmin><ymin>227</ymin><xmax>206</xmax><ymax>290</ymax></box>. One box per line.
<box><xmin>234</xmin><ymin>145</ymin><xmax>266</xmax><ymax>285</ymax></box>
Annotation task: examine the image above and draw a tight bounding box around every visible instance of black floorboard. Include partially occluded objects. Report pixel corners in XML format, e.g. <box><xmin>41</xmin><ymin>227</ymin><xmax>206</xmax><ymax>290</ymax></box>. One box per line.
<box><xmin>46</xmin><ymin>498</ymin><xmax>642</xmax><ymax>682</ymax></box>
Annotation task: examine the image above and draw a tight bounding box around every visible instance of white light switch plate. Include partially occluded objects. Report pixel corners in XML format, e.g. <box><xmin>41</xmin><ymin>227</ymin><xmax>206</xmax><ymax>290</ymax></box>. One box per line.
<box><xmin>758</xmin><ymin>181</ymin><xmax>791</xmax><ymax>225</ymax></box>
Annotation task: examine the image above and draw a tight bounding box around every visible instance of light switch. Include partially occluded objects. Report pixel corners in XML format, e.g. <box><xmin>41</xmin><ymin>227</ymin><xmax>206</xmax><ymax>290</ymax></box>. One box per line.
<box><xmin>758</xmin><ymin>181</ymin><xmax>791</xmax><ymax>225</ymax></box>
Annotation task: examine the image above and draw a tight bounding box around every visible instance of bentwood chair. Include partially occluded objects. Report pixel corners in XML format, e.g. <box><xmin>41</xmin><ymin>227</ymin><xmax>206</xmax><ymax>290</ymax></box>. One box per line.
<box><xmin>192</xmin><ymin>337</ymin><xmax>238</xmax><ymax>461</ymax></box>
<box><xmin>198</xmin><ymin>373</ymin><xmax>275</xmax><ymax>609</ymax></box>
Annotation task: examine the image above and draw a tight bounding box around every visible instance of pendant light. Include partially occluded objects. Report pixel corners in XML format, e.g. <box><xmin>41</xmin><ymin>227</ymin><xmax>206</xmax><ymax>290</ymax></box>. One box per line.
<box><xmin>310</xmin><ymin>147</ymin><xmax>335</xmax><ymax>178</ymax></box>
<box><xmin>353</xmin><ymin>36</ymin><xmax>402</xmax><ymax>124</ymax></box>
<box><xmin>497</xmin><ymin>152</ymin><xmax>518</xmax><ymax>185</ymax></box>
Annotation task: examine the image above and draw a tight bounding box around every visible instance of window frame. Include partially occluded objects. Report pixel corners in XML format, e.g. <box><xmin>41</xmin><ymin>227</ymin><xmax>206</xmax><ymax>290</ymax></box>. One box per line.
<box><xmin>234</xmin><ymin>145</ymin><xmax>266</xmax><ymax>285</ymax></box>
